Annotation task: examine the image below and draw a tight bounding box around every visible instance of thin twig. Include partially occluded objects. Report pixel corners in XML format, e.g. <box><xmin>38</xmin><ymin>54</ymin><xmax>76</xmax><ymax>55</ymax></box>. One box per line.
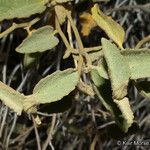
<box><xmin>72</xmin><ymin>46</ymin><xmax>102</xmax><ymax>54</ymax></box>
<box><xmin>32</xmin><ymin>116</ymin><xmax>41</xmax><ymax>150</ymax></box>
<box><xmin>5</xmin><ymin>114</ymin><xmax>17</xmax><ymax>150</ymax></box>
<box><xmin>55</xmin><ymin>16</ymin><xmax>72</xmax><ymax>51</ymax></box>
<box><xmin>42</xmin><ymin>114</ymin><xmax>56</xmax><ymax>150</ymax></box>
<box><xmin>0</xmin><ymin>18</ymin><xmax>40</xmax><ymax>39</ymax></box>
<box><xmin>135</xmin><ymin>34</ymin><xmax>150</xmax><ymax>49</ymax></box>
<box><xmin>10</xmin><ymin>126</ymin><xmax>34</xmax><ymax>144</ymax></box>
<box><xmin>66</xmin><ymin>11</ymin><xmax>85</xmax><ymax>79</ymax></box>
<box><xmin>0</xmin><ymin>34</ymin><xmax>13</xmax><ymax>138</ymax></box>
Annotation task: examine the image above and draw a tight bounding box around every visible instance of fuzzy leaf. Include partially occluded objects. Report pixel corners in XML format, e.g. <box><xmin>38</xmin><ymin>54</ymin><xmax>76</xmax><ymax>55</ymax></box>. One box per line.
<box><xmin>16</xmin><ymin>26</ymin><xmax>59</xmax><ymax>53</ymax></box>
<box><xmin>0</xmin><ymin>81</ymin><xmax>25</xmax><ymax>115</ymax></box>
<box><xmin>55</xmin><ymin>5</ymin><xmax>67</xmax><ymax>25</ymax></box>
<box><xmin>91</xmin><ymin>69</ymin><xmax>112</xmax><ymax>111</ymax></box>
<box><xmin>91</xmin><ymin>71</ymin><xmax>134</xmax><ymax>132</ymax></box>
<box><xmin>0</xmin><ymin>0</ymin><xmax>46</xmax><ymax>21</ymax></box>
<box><xmin>122</xmin><ymin>50</ymin><xmax>150</xmax><ymax>79</ymax></box>
<box><xmin>91</xmin><ymin>4</ymin><xmax>125</xmax><ymax>48</ymax></box>
<box><xmin>24</xmin><ymin>69</ymin><xmax>78</xmax><ymax>112</ymax></box>
<box><xmin>96</xmin><ymin>58</ymin><xmax>109</xmax><ymax>79</ymax></box>
<box><xmin>114</xmin><ymin>98</ymin><xmax>134</xmax><ymax>133</ymax></box>
<box><xmin>54</xmin><ymin>0</ymin><xmax>73</xmax><ymax>3</ymax></box>
<box><xmin>95</xmin><ymin>49</ymin><xmax>150</xmax><ymax>80</ymax></box>
<box><xmin>102</xmin><ymin>38</ymin><xmax>130</xmax><ymax>99</ymax></box>
<box><xmin>91</xmin><ymin>69</ymin><xmax>106</xmax><ymax>87</ymax></box>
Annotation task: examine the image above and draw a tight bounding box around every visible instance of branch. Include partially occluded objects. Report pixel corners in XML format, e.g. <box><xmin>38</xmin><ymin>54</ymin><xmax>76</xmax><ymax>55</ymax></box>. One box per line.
<box><xmin>0</xmin><ymin>18</ymin><xmax>40</xmax><ymax>39</ymax></box>
<box><xmin>135</xmin><ymin>34</ymin><xmax>150</xmax><ymax>48</ymax></box>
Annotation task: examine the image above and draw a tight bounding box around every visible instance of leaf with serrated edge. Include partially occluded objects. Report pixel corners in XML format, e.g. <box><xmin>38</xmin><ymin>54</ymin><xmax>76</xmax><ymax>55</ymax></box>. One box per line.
<box><xmin>91</xmin><ymin>4</ymin><xmax>125</xmax><ymax>48</ymax></box>
<box><xmin>24</xmin><ymin>69</ymin><xmax>78</xmax><ymax>112</ymax></box>
<box><xmin>102</xmin><ymin>38</ymin><xmax>130</xmax><ymax>99</ymax></box>
<box><xmin>0</xmin><ymin>81</ymin><xmax>25</xmax><ymax>115</ymax></box>
<box><xmin>0</xmin><ymin>0</ymin><xmax>46</xmax><ymax>21</ymax></box>
<box><xmin>114</xmin><ymin>98</ymin><xmax>134</xmax><ymax>133</ymax></box>
<box><xmin>16</xmin><ymin>26</ymin><xmax>59</xmax><ymax>54</ymax></box>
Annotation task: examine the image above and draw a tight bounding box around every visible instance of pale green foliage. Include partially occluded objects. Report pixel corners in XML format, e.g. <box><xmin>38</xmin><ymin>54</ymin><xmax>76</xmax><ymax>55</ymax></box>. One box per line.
<box><xmin>54</xmin><ymin>0</ymin><xmax>73</xmax><ymax>3</ymax></box>
<box><xmin>33</xmin><ymin>69</ymin><xmax>78</xmax><ymax>99</ymax></box>
<box><xmin>0</xmin><ymin>81</ymin><xmax>25</xmax><ymax>115</ymax></box>
<box><xmin>122</xmin><ymin>50</ymin><xmax>150</xmax><ymax>79</ymax></box>
<box><xmin>0</xmin><ymin>0</ymin><xmax>148</xmax><ymax>136</ymax></box>
<box><xmin>16</xmin><ymin>26</ymin><xmax>59</xmax><ymax>53</ymax></box>
<box><xmin>91</xmin><ymin>69</ymin><xmax>105</xmax><ymax>87</ymax></box>
<box><xmin>0</xmin><ymin>0</ymin><xmax>46</xmax><ymax>21</ymax></box>
<box><xmin>55</xmin><ymin>5</ymin><xmax>67</xmax><ymax>24</ymax></box>
<box><xmin>91</xmin><ymin>4</ymin><xmax>125</xmax><ymax>48</ymax></box>
<box><xmin>95</xmin><ymin>49</ymin><xmax>150</xmax><ymax>80</ymax></box>
<box><xmin>91</xmin><ymin>69</ymin><xmax>134</xmax><ymax>132</ymax></box>
<box><xmin>23</xmin><ymin>53</ymin><xmax>40</xmax><ymax>68</ymax></box>
<box><xmin>114</xmin><ymin>98</ymin><xmax>134</xmax><ymax>133</ymax></box>
<box><xmin>24</xmin><ymin>69</ymin><xmax>78</xmax><ymax>112</ymax></box>
<box><xmin>96</xmin><ymin>58</ymin><xmax>109</xmax><ymax>79</ymax></box>
<box><xmin>90</xmin><ymin>69</ymin><xmax>112</xmax><ymax>112</ymax></box>
<box><xmin>102</xmin><ymin>38</ymin><xmax>130</xmax><ymax>99</ymax></box>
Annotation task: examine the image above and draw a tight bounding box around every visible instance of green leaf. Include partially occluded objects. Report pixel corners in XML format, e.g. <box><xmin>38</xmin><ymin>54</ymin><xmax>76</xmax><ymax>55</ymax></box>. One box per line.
<box><xmin>122</xmin><ymin>49</ymin><xmax>150</xmax><ymax>79</ymax></box>
<box><xmin>96</xmin><ymin>58</ymin><xmax>109</xmax><ymax>79</ymax></box>
<box><xmin>16</xmin><ymin>26</ymin><xmax>59</xmax><ymax>53</ymax></box>
<box><xmin>24</xmin><ymin>68</ymin><xmax>78</xmax><ymax>113</ymax></box>
<box><xmin>0</xmin><ymin>0</ymin><xmax>46</xmax><ymax>21</ymax></box>
<box><xmin>91</xmin><ymin>70</ymin><xmax>134</xmax><ymax>132</ymax></box>
<box><xmin>102</xmin><ymin>38</ymin><xmax>130</xmax><ymax>99</ymax></box>
<box><xmin>0</xmin><ymin>81</ymin><xmax>25</xmax><ymax>115</ymax></box>
<box><xmin>94</xmin><ymin>49</ymin><xmax>150</xmax><ymax>80</ymax></box>
<box><xmin>23</xmin><ymin>53</ymin><xmax>40</xmax><ymax>68</ymax></box>
<box><xmin>114</xmin><ymin>98</ymin><xmax>134</xmax><ymax>133</ymax></box>
<box><xmin>91</xmin><ymin>4</ymin><xmax>125</xmax><ymax>48</ymax></box>
<box><xmin>91</xmin><ymin>69</ymin><xmax>112</xmax><ymax>111</ymax></box>
<box><xmin>54</xmin><ymin>0</ymin><xmax>73</xmax><ymax>3</ymax></box>
<box><xmin>55</xmin><ymin>5</ymin><xmax>67</xmax><ymax>25</ymax></box>
<box><xmin>91</xmin><ymin>69</ymin><xmax>106</xmax><ymax>87</ymax></box>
